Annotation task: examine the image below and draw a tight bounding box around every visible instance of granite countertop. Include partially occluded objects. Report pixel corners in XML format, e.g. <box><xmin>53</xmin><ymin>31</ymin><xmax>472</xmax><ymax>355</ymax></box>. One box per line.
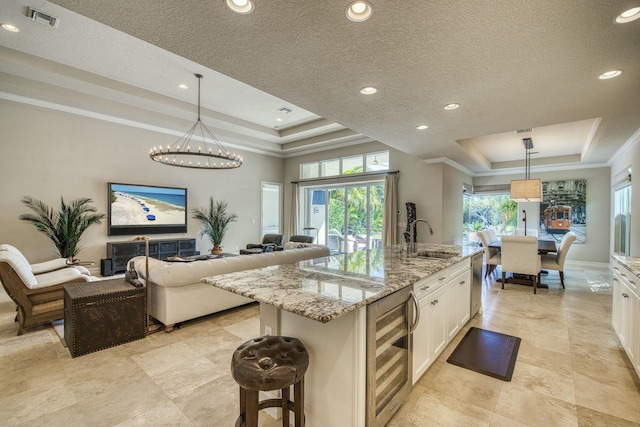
<box><xmin>612</xmin><ymin>254</ymin><xmax>640</xmax><ymax>277</ymax></box>
<box><xmin>202</xmin><ymin>243</ymin><xmax>483</xmax><ymax>323</ymax></box>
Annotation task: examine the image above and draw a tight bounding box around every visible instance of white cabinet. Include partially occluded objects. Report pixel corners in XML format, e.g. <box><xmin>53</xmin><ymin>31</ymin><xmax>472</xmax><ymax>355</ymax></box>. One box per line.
<box><xmin>426</xmin><ymin>284</ymin><xmax>448</xmax><ymax>363</ymax></box>
<box><xmin>447</xmin><ymin>269</ymin><xmax>471</xmax><ymax>340</ymax></box>
<box><xmin>412</xmin><ymin>259</ymin><xmax>471</xmax><ymax>383</ymax></box>
<box><xmin>611</xmin><ymin>258</ymin><xmax>640</xmax><ymax>378</ymax></box>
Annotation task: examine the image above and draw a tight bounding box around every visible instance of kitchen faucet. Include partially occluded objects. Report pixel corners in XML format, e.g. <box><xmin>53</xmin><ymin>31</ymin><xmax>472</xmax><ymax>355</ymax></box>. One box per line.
<box><xmin>409</xmin><ymin>218</ymin><xmax>434</xmax><ymax>252</ymax></box>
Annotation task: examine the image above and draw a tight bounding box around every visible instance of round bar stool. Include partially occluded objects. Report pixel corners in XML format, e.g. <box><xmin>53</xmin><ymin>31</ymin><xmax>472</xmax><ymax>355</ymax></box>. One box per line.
<box><xmin>231</xmin><ymin>335</ymin><xmax>309</xmax><ymax>427</ymax></box>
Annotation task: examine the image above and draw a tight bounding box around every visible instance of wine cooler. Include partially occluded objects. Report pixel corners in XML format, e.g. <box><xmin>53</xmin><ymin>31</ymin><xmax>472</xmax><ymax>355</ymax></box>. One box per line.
<box><xmin>366</xmin><ymin>287</ymin><xmax>419</xmax><ymax>427</ymax></box>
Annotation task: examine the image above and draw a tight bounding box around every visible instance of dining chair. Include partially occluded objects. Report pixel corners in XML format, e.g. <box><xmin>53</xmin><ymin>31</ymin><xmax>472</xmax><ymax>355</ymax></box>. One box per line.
<box><xmin>478</xmin><ymin>231</ymin><xmax>501</xmax><ymax>278</ymax></box>
<box><xmin>513</xmin><ymin>228</ymin><xmax>539</xmax><ymax>237</ymax></box>
<box><xmin>540</xmin><ymin>231</ymin><xmax>577</xmax><ymax>288</ymax></box>
<box><xmin>500</xmin><ymin>235</ymin><xmax>542</xmax><ymax>294</ymax></box>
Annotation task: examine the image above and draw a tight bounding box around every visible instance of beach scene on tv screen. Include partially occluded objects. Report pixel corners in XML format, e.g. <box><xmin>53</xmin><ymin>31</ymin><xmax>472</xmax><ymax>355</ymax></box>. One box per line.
<box><xmin>110</xmin><ymin>184</ymin><xmax>186</xmax><ymax>226</ymax></box>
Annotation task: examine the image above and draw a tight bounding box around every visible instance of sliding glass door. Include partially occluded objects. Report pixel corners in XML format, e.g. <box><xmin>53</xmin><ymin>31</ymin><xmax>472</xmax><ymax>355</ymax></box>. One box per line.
<box><xmin>303</xmin><ymin>182</ymin><xmax>384</xmax><ymax>254</ymax></box>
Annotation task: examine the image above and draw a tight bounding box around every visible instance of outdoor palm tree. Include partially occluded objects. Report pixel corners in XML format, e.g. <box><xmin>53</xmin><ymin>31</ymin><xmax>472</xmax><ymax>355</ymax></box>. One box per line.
<box><xmin>192</xmin><ymin>197</ymin><xmax>238</xmax><ymax>253</ymax></box>
<box><xmin>19</xmin><ymin>196</ymin><xmax>106</xmax><ymax>259</ymax></box>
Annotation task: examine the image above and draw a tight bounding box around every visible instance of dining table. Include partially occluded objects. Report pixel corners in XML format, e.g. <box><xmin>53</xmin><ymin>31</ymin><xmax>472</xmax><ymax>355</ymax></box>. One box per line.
<box><xmin>488</xmin><ymin>239</ymin><xmax>557</xmax><ymax>288</ymax></box>
<box><xmin>488</xmin><ymin>239</ymin><xmax>557</xmax><ymax>255</ymax></box>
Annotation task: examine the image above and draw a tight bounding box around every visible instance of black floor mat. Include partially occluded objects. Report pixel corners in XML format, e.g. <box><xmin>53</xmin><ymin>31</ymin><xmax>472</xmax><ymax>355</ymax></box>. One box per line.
<box><xmin>446</xmin><ymin>327</ymin><xmax>521</xmax><ymax>381</ymax></box>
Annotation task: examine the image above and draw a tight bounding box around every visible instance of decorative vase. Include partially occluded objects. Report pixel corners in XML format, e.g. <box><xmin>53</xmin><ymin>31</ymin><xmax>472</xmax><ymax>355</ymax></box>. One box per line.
<box><xmin>210</xmin><ymin>245</ymin><xmax>223</xmax><ymax>255</ymax></box>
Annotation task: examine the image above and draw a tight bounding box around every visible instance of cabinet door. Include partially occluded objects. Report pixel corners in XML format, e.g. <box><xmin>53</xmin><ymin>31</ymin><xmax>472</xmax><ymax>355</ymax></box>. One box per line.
<box><xmin>612</xmin><ymin>275</ymin><xmax>622</xmax><ymax>335</ymax></box>
<box><xmin>621</xmin><ymin>282</ymin><xmax>638</xmax><ymax>363</ymax></box>
<box><xmin>413</xmin><ymin>295</ymin><xmax>431</xmax><ymax>383</ymax></box>
<box><xmin>446</xmin><ymin>270</ymin><xmax>470</xmax><ymax>340</ymax></box>
<box><xmin>632</xmin><ymin>293</ymin><xmax>640</xmax><ymax>375</ymax></box>
<box><xmin>427</xmin><ymin>285</ymin><xmax>448</xmax><ymax>361</ymax></box>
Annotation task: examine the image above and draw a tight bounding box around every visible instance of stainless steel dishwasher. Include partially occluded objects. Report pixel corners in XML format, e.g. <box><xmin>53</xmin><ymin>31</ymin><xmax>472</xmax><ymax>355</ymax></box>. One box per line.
<box><xmin>471</xmin><ymin>252</ymin><xmax>483</xmax><ymax>316</ymax></box>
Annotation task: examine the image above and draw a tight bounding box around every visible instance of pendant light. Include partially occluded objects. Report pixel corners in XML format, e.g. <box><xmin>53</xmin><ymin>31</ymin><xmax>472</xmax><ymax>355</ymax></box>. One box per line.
<box><xmin>510</xmin><ymin>138</ymin><xmax>541</xmax><ymax>202</ymax></box>
<box><xmin>150</xmin><ymin>74</ymin><xmax>243</xmax><ymax>170</ymax></box>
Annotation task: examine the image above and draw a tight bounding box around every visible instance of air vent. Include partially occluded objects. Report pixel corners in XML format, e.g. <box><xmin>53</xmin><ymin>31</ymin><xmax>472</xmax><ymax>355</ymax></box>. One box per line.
<box><xmin>515</xmin><ymin>128</ymin><xmax>533</xmax><ymax>134</ymax></box>
<box><xmin>27</xmin><ymin>7</ymin><xmax>59</xmax><ymax>28</ymax></box>
<box><xmin>278</xmin><ymin>107</ymin><xmax>292</xmax><ymax>114</ymax></box>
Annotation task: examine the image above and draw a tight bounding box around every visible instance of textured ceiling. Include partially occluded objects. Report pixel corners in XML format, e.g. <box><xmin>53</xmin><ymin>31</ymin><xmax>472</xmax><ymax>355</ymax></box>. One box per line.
<box><xmin>2</xmin><ymin>0</ymin><xmax>639</xmax><ymax>174</ymax></box>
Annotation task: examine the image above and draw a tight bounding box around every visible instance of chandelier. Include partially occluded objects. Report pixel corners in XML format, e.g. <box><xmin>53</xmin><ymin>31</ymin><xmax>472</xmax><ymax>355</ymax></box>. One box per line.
<box><xmin>150</xmin><ymin>73</ymin><xmax>243</xmax><ymax>170</ymax></box>
<box><xmin>510</xmin><ymin>137</ymin><xmax>541</xmax><ymax>202</ymax></box>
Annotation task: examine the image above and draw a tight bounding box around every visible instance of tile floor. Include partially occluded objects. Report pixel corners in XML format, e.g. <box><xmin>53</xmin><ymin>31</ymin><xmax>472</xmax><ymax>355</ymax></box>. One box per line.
<box><xmin>0</xmin><ymin>263</ymin><xmax>638</xmax><ymax>426</ymax></box>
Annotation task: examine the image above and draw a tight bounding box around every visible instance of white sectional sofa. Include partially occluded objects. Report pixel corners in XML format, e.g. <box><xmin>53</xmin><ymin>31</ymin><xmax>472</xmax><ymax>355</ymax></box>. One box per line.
<box><xmin>129</xmin><ymin>243</ymin><xmax>329</xmax><ymax>331</ymax></box>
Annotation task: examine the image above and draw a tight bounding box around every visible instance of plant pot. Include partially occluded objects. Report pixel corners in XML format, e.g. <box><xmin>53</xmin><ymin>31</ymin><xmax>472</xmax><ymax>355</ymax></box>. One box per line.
<box><xmin>210</xmin><ymin>245</ymin><xmax>223</xmax><ymax>255</ymax></box>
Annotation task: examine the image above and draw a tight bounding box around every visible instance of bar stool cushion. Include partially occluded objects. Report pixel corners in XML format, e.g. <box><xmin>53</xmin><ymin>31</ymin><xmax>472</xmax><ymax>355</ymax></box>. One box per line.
<box><xmin>231</xmin><ymin>336</ymin><xmax>309</xmax><ymax>391</ymax></box>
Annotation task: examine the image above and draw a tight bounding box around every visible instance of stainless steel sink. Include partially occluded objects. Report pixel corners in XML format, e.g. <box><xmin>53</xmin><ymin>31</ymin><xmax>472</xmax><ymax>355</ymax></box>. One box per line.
<box><xmin>412</xmin><ymin>251</ymin><xmax>457</xmax><ymax>260</ymax></box>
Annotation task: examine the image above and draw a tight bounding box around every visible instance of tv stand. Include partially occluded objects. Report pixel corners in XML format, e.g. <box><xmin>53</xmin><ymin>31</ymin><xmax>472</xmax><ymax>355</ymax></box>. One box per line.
<box><xmin>106</xmin><ymin>238</ymin><xmax>197</xmax><ymax>274</ymax></box>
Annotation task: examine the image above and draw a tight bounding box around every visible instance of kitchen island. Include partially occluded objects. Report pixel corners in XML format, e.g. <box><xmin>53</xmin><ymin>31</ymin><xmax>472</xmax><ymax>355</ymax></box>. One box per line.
<box><xmin>202</xmin><ymin>243</ymin><xmax>482</xmax><ymax>426</ymax></box>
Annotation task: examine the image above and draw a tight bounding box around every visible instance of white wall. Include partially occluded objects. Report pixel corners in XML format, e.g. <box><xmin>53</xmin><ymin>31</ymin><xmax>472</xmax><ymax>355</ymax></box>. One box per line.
<box><xmin>0</xmin><ymin>99</ymin><xmax>284</xmax><ymax>271</ymax></box>
<box><xmin>474</xmin><ymin>166</ymin><xmax>611</xmax><ymax>263</ymax></box>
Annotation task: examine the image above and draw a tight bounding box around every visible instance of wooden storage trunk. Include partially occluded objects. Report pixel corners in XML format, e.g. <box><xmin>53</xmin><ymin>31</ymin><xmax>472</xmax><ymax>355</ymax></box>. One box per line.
<box><xmin>64</xmin><ymin>278</ymin><xmax>146</xmax><ymax>357</ymax></box>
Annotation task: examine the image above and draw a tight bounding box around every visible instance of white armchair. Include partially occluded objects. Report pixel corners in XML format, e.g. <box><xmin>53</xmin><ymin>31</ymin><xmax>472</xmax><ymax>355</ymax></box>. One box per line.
<box><xmin>0</xmin><ymin>247</ymin><xmax>97</xmax><ymax>335</ymax></box>
<box><xmin>500</xmin><ymin>235</ymin><xmax>542</xmax><ymax>294</ymax></box>
<box><xmin>541</xmin><ymin>232</ymin><xmax>577</xmax><ymax>288</ymax></box>
<box><xmin>0</xmin><ymin>244</ymin><xmax>91</xmax><ymax>275</ymax></box>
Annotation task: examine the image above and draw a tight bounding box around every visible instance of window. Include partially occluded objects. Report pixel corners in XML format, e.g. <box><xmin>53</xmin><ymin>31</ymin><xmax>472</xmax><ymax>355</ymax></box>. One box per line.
<box><xmin>463</xmin><ymin>193</ymin><xmax>517</xmax><ymax>244</ymax></box>
<box><xmin>342</xmin><ymin>155</ymin><xmax>363</xmax><ymax>174</ymax></box>
<box><xmin>366</xmin><ymin>151</ymin><xmax>389</xmax><ymax>172</ymax></box>
<box><xmin>261</xmin><ymin>182</ymin><xmax>281</xmax><ymax>236</ymax></box>
<box><xmin>301</xmin><ymin>163</ymin><xmax>319</xmax><ymax>179</ymax></box>
<box><xmin>320</xmin><ymin>159</ymin><xmax>339</xmax><ymax>177</ymax></box>
<box><xmin>302</xmin><ymin>181</ymin><xmax>384</xmax><ymax>253</ymax></box>
<box><xmin>299</xmin><ymin>150</ymin><xmax>389</xmax><ymax>179</ymax></box>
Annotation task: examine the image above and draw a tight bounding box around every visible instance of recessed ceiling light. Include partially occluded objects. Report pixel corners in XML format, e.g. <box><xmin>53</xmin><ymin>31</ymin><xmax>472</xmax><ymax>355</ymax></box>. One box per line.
<box><xmin>276</xmin><ymin>118</ymin><xmax>283</xmax><ymax>122</ymax></box>
<box><xmin>360</xmin><ymin>86</ymin><xmax>377</xmax><ymax>95</ymax></box>
<box><xmin>346</xmin><ymin>1</ymin><xmax>374</xmax><ymax>22</ymax></box>
<box><xmin>443</xmin><ymin>103</ymin><xmax>460</xmax><ymax>110</ymax></box>
<box><xmin>1</xmin><ymin>23</ymin><xmax>20</xmax><ymax>32</ymax></box>
<box><xmin>226</xmin><ymin>0</ymin><xmax>254</xmax><ymax>14</ymax></box>
<box><xmin>615</xmin><ymin>7</ymin><xmax>640</xmax><ymax>23</ymax></box>
<box><xmin>178</xmin><ymin>83</ymin><xmax>189</xmax><ymax>89</ymax></box>
<box><xmin>598</xmin><ymin>70</ymin><xmax>622</xmax><ymax>80</ymax></box>
<box><xmin>416</xmin><ymin>125</ymin><xmax>429</xmax><ymax>130</ymax></box>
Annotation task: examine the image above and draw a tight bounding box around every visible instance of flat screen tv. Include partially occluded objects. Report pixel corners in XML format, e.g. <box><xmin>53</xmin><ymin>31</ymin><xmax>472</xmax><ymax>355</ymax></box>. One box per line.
<box><xmin>108</xmin><ymin>182</ymin><xmax>188</xmax><ymax>236</ymax></box>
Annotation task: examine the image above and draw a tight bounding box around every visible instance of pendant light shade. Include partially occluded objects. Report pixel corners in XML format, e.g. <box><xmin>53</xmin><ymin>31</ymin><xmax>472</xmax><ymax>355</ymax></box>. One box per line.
<box><xmin>510</xmin><ymin>137</ymin><xmax>541</xmax><ymax>202</ymax></box>
<box><xmin>510</xmin><ymin>178</ymin><xmax>542</xmax><ymax>202</ymax></box>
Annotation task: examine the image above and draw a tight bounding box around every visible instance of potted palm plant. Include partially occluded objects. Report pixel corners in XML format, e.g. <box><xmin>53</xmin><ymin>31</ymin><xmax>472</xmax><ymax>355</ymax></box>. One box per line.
<box><xmin>192</xmin><ymin>197</ymin><xmax>238</xmax><ymax>254</ymax></box>
<box><xmin>19</xmin><ymin>196</ymin><xmax>106</xmax><ymax>260</ymax></box>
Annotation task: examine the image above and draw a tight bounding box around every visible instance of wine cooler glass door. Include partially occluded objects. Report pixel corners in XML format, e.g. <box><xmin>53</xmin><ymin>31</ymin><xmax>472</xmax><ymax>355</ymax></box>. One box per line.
<box><xmin>366</xmin><ymin>287</ymin><xmax>415</xmax><ymax>427</ymax></box>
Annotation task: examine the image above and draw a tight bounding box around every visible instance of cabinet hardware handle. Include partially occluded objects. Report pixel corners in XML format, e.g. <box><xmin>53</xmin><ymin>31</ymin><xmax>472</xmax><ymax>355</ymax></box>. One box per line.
<box><xmin>630</xmin><ymin>280</ymin><xmax>636</xmax><ymax>285</ymax></box>
<box><xmin>409</xmin><ymin>291</ymin><xmax>420</xmax><ymax>333</ymax></box>
<box><xmin>622</xmin><ymin>293</ymin><xmax>629</xmax><ymax>298</ymax></box>
<box><xmin>420</xmin><ymin>285</ymin><xmax>430</xmax><ymax>291</ymax></box>
<box><xmin>613</xmin><ymin>267</ymin><xmax>619</xmax><ymax>270</ymax></box>
<box><xmin>459</xmin><ymin>280</ymin><xmax>465</xmax><ymax>285</ymax></box>
<box><xmin>431</xmin><ymin>299</ymin><xmax>439</xmax><ymax>305</ymax></box>
<box><xmin>438</xmin><ymin>277</ymin><xmax>446</xmax><ymax>281</ymax></box>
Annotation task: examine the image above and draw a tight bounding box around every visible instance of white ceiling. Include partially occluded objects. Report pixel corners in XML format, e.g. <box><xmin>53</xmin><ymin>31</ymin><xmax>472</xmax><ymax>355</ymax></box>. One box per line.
<box><xmin>1</xmin><ymin>0</ymin><xmax>639</xmax><ymax>175</ymax></box>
